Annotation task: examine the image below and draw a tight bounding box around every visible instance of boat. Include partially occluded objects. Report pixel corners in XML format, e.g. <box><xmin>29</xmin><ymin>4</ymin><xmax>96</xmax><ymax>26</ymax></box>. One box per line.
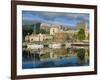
<box><xmin>27</xmin><ymin>44</ymin><xmax>43</xmax><ymax>49</ymax></box>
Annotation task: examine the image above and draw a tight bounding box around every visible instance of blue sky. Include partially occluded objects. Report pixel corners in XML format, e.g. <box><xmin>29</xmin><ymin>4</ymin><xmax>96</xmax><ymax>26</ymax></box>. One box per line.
<box><xmin>22</xmin><ymin>11</ymin><xmax>89</xmax><ymax>27</ymax></box>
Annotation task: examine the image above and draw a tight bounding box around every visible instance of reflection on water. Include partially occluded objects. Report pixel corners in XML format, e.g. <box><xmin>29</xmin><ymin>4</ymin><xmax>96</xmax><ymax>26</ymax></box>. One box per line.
<box><xmin>22</xmin><ymin>46</ymin><xmax>89</xmax><ymax>69</ymax></box>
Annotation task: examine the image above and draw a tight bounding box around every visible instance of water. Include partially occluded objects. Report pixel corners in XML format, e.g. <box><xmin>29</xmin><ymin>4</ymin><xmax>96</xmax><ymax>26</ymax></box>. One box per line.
<box><xmin>22</xmin><ymin>47</ymin><xmax>89</xmax><ymax>69</ymax></box>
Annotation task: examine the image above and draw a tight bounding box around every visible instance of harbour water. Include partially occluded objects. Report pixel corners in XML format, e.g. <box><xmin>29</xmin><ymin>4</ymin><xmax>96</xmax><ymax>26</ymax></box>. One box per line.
<box><xmin>22</xmin><ymin>45</ymin><xmax>89</xmax><ymax>69</ymax></box>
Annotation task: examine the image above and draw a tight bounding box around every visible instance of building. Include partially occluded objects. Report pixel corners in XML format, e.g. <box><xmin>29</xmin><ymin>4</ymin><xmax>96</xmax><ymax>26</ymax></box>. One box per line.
<box><xmin>77</xmin><ymin>21</ymin><xmax>86</xmax><ymax>30</ymax></box>
<box><xmin>40</xmin><ymin>23</ymin><xmax>50</xmax><ymax>30</ymax></box>
<box><xmin>25</xmin><ymin>33</ymin><xmax>46</xmax><ymax>42</ymax></box>
<box><xmin>50</xmin><ymin>26</ymin><xmax>60</xmax><ymax>35</ymax></box>
<box><xmin>53</xmin><ymin>30</ymin><xmax>78</xmax><ymax>42</ymax></box>
<box><xmin>25</xmin><ymin>33</ymin><xmax>30</xmax><ymax>42</ymax></box>
<box><xmin>60</xmin><ymin>25</ymin><xmax>68</xmax><ymax>31</ymax></box>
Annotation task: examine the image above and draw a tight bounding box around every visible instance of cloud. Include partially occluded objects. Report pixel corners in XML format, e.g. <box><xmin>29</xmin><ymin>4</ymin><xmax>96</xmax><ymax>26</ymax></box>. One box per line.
<box><xmin>22</xmin><ymin>11</ymin><xmax>89</xmax><ymax>26</ymax></box>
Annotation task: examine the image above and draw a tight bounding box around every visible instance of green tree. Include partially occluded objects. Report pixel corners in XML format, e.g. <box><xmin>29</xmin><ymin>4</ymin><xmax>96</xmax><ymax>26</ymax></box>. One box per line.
<box><xmin>22</xmin><ymin>25</ymin><xmax>33</xmax><ymax>40</ymax></box>
<box><xmin>77</xmin><ymin>28</ymin><xmax>85</xmax><ymax>41</ymax></box>
<box><xmin>40</xmin><ymin>29</ymin><xmax>49</xmax><ymax>34</ymax></box>
<box><xmin>22</xmin><ymin>23</ymin><xmax>41</xmax><ymax>40</ymax></box>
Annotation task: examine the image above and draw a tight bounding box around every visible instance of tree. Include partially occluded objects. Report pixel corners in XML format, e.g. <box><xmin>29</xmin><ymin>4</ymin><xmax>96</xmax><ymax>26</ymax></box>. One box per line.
<box><xmin>40</xmin><ymin>29</ymin><xmax>49</xmax><ymax>34</ymax></box>
<box><xmin>22</xmin><ymin>23</ymin><xmax>41</xmax><ymax>40</ymax></box>
<box><xmin>22</xmin><ymin>25</ymin><xmax>33</xmax><ymax>40</ymax></box>
<box><xmin>77</xmin><ymin>28</ymin><xmax>85</xmax><ymax>41</ymax></box>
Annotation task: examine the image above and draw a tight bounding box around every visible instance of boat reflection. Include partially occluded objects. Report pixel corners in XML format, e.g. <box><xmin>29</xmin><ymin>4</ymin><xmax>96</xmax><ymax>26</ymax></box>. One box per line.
<box><xmin>22</xmin><ymin>45</ymin><xmax>89</xmax><ymax>69</ymax></box>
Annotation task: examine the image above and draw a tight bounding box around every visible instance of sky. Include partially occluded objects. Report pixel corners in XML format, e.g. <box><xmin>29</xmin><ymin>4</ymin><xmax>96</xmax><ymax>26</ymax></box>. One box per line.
<box><xmin>22</xmin><ymin>11</ymin><xmax>89</xmax><ymax>27</ymax></box>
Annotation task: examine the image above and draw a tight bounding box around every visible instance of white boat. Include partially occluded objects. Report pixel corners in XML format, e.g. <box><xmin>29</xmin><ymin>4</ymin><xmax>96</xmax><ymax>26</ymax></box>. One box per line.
<box><xmin>27</xmin><ymin>44</ymin><xmax>43</xmax><ymax>49</ymax></box>
<box><xmin>49</xmin><ymin>43</ymin><xmax>61</xmax><ymax>48</ymax></box>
